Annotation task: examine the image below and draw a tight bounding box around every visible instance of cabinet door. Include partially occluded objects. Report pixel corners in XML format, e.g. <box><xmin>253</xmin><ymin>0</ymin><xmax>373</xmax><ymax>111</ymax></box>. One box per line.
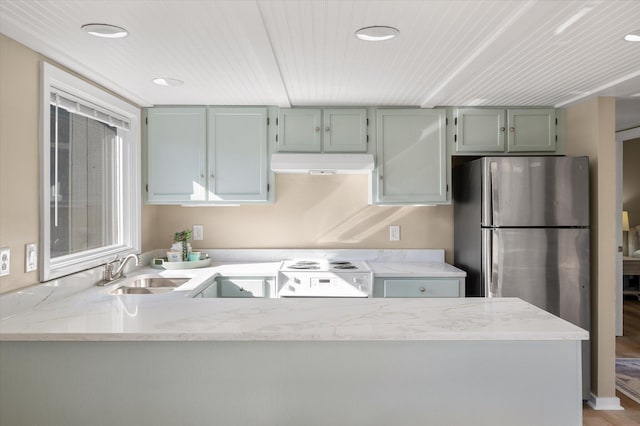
<box><xmin>455</xmin><ymin>108</ymin><xmax>506</xmax><ymax>152</ymax></box>
<box><xmin>207</xmin><ymin>108</ymin><xmax>268</xmax><ymax>201</ymax></box>
<box><xmin>322</xmin><ymin>109</ymin><xmax>368</xmax><ymax>152</ymax></box>
<box><xmin>219</xmin><ymin>278</ymin><xmax>267</xmax><ymax>298</ymax></box>
<box><xmin>147</xmin><ymin>107</ymin><xmax>207</xmax><ymax>203</ymax></box>
<box><xmin>381</xmin><ymin>278</ymin><xmax>462</xmax><ymax>298</ymax></box>
<box><xmin>277</xmin><ymin>108</ymin><xmax>322</xmax><ymax>152</ymax></box>
<box><xmin>507</xmin><ymin>108</ymin><xmax>556</xmax><ymax>152</ymax></box>
<box><xmin>376</xmin><ymin>109</ymin><xmax>447</xmax><ymax>203</ymax></box>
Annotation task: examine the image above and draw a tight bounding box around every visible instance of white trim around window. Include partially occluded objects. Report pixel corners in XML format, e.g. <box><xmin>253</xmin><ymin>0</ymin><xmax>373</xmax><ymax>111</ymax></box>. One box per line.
<box><xmin>40</xmin><ymin>62</ymin><xmax>141</xmax><ymax>281</ymax></box>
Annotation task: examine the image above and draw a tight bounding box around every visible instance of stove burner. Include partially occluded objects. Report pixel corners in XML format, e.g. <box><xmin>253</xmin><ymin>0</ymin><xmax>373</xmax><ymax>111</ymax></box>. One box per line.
<box><xmin>289</xmin><ymin>265</ymin><xmax>321</xmax><ymax>270</ymax></box>
<box><xmin>330</xmin><ymin>260</ymin><xmax>358</xmax><ymax>270</ymax></box>
<box><xmin>333</xmin><ymin>264</ymin><xmax>357</xmax><ymax>270</ymax></box>
<box><xmin>287</xmin><ymin>260</ymin><xmax>321</xmax><ymax>270</ymax></box>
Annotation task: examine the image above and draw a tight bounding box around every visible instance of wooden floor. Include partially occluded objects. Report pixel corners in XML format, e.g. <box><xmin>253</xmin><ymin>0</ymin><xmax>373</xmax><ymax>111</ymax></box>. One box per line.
<box><xmin>583</xmin><ymin>298</ymin><xmax>640</xmax><ymax>425</ymax></box>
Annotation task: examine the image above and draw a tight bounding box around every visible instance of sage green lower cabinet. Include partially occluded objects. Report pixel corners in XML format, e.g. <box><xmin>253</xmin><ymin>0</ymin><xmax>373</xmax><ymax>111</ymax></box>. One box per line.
<box><xmin>373</xmin><ymin>277</ymin><xmax>465</xmax><ymax>298</ymax></box>
<box><xmin>375</xmin><ymin>109</ymin><xmax>448</xmax><ymax>204</ymax></box>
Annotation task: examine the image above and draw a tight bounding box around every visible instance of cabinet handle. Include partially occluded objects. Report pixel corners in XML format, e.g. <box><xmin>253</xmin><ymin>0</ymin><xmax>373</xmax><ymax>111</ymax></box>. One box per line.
<box><xmin>200</xmin><ymin>174</ymin><xmax>205</xmax><ymax>179</ymax></box>
<box><xmin>379</xmin><ymin>175</ymin><xmax>383</xmax><ymax>180</ymax></box>
<box><xmin>210</xmin><ymin>174</ymin><xmax>215</xmax><ymax>179</ymax></box>
<box><xmin>325</xmin><ymin>126</ymin><xmax>330</xmax><ymax>132</ymax></box>
<box><xmin>509</xmin><ymin>127</ymin><xmax>515</xmax><ymax>132</ymax></box>
<box><xmin>500</xmin><ymin>127</ymin><xmax>506</xmax><ymax>132</ymax></box>
<box><xmin>419</xmin><ymin>287</ymin><xmax>426</xmax><ymax>293</ymax></box>
<box><xmin>315</xmin><ymin>126</ymin><xmax>320</xmax><ymax>132</ymax></box>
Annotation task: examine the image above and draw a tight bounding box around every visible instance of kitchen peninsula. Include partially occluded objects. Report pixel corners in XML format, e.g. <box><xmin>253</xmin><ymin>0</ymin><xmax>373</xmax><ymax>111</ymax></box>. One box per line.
<box><xmin>0</xmin><ymin>251</ymin><xmax>587</xmax><ymax>426</ymax></box>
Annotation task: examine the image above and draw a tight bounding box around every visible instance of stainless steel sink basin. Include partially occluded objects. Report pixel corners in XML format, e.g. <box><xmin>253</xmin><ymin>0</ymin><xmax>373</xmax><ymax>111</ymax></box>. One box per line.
<box><xmin>111</xmin><ymin>276</ymin><xmax>190</xmax><ymax>295</ymax></box>
<box><xmin>128</xmin><ymin>277</ymin><xmax>190</xmax><ymax>288</ymax></box>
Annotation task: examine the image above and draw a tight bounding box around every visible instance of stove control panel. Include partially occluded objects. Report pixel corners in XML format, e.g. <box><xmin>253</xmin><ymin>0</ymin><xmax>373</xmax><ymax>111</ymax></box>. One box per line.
<box><xmin>277</xmin><ymin>271</ymin><xmax>372</xmax><ymax>298</ymax></box>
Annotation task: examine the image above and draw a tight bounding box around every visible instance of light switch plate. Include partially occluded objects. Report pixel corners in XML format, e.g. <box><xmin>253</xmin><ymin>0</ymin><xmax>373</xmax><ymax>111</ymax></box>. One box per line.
<box><xmin>193</xmin><ymin>225</ymin><xmax>204</xmax><ymax>241</ymax></box>
<box><xmin>25</xmin><ymin>243</ymin><xmax>37</xmax><ymax>272</ymax></box>
<box><xmin>0</xmin><ymin>247</ymin><xmax>10</xmax><ymax>276</ymax></box>
<box><xmin>389</xmin><ymin>225</ymin><xmax>400</xmax><ymax>241</ymax></box>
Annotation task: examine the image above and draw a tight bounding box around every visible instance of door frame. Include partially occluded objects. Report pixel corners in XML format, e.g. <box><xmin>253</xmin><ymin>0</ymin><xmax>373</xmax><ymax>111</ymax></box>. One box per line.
<box><xmin>616</xmin><ymin>126</ymin><xmax>640</xmax><ymax>336</ymax></box>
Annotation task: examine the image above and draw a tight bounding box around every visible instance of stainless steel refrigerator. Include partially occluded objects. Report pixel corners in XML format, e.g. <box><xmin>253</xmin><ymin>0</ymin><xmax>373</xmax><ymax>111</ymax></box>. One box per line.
<box><xmin>453</xmin><ymin>156</ymin><xmax>590</xmax><ymax>399</ymax></box>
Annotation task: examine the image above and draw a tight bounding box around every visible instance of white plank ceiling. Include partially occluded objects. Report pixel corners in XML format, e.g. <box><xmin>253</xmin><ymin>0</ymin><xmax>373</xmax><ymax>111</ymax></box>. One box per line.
<box><xmin>1</xmin><ymin>0</ymin><xmax>639</xmax><ymax>114</ymax></box>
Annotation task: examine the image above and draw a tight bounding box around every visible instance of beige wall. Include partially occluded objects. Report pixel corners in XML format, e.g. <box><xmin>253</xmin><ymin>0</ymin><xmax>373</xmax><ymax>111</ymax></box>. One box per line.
<box><xmin>0</xmin><ymin>34</ymin><xmax>40</xmax><ymax>293</ymax></box>
<box><xmin>623</xmin><ymin>138</ymin><xmax>640</xmax><ymax>227</ymax></box>
<box><xmin>566</xmin><ymin>97</ymin><xmax>617</xmax><ymax>400</ymax></box>
<box><xmin>150</xmin><ymin>174</ymin><xmax>453</xmax><ymax>260</ymax></box>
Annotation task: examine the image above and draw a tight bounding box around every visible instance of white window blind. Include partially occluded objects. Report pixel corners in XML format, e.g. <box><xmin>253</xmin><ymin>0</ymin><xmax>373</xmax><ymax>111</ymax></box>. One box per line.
<box><xmin>50</xmin><ymin>89</ymin><xmax>131</xmax><ymax>131</ymax></box>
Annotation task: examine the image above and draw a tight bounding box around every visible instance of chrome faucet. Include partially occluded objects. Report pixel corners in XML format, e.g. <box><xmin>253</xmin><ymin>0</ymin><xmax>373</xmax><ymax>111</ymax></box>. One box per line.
<box><xmin>102</xmin><ymin>253</ymin><xmax>140</xmax><ymax>284</ymax></box>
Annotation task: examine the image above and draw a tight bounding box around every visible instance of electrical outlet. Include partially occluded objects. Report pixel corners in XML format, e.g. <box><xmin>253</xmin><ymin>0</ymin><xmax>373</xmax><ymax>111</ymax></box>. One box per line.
<box><xmin>193</xmin><ymin>225</ymin><xmax>204</xmax><ymax>241</ymax></box>
<box><xmin>389</xmin><ymin>225</ymin><xmax>400</xmax><ymax>241</ymax></box>
<box><xmin>0</xmin><ymin>247</ymin><xmax>10</xmax><ymax>276</ymax></box>
<box><xmin>25</xmin><ymin>243</ymin><xmax>37</xmax><ymax>272</ymax></box>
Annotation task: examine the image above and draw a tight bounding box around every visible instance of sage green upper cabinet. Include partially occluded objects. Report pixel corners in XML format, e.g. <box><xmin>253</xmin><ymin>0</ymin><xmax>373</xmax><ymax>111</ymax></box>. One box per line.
<box><xmin>455</xmin><ymin>108</ymin><xmax>506</xmax><ymax>152</ymax></box>
<box><xmin>322</xmin><ymin>109</ymin><xmax>368</xmax><ymax>152</ymax></box>
<box><xmin>277</xmin><ymin>108</ymin><xmax>322</xmax><ymax>152</ymax></box>
<box><xmin>454</xmin><ymin>108</ymin><xmax>558</xmax><ymax>154</ymax></box>
<box><xmin>276</xmin><ymin>108</ymin><xmax>368</xmax><ymax>153</ymax></box>
<box><xmin>207</xmin><ymin>108</ymin><xmax>268</xmax><ymax>202</ymax></box>
<box><xmin>506</xmin><ymin>108</ymin><xmax>556</xmax><ymax>152</ymax></box>
<box><xmin>375</xmin><ymin>109</ymin><xmax>447</xmax><ymax>204</ymax></box>
<box><xmin>146</xmin><ymin>106</ymin><xmax>269</xmax><ymax>204</ymax></box>
<box><xmin>147</xmin><ymin>107</ymin><xmax>207</xmax><ymax>202</ymax></box>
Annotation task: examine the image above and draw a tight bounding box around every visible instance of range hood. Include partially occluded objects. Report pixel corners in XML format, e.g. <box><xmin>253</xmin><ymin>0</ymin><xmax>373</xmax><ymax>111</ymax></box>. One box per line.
<box><xmin>271</xmin><ymin>153</ymin><xmax>375</xmax><ymax>174</ymax></box>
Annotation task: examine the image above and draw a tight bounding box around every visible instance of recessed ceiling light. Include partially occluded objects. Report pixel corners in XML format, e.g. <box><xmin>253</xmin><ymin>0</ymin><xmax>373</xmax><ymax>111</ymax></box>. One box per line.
<box><xmin>81</xmin><ymin>23</ymin><xmax>128</xmax><ymax>39</ymax></box>
<box><xmin>152</xmin><ymin>78</ymin><xmax>184</xmax><ymax>87</ymax></box>
<box><xmin>624</xmin><ymin>30</ymin><xmax>640</xmax><ymax>42</ymax></box>
<box><xmin>355</xmin><ymin>26</ymin><xmax>399</xmax><ymax>42</ymax></box>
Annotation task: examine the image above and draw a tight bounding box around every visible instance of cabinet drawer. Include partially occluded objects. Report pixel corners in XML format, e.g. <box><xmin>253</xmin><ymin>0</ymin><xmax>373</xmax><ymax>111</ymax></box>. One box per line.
<box><xmin>382</xmin><ymin>279</ymin><xmax>461</xmax><ymax>298</ymax></box>
<box><xmin>219</xmin><ymin>278</ymin><xmax>267</xmax><ymax>298</ymax></box>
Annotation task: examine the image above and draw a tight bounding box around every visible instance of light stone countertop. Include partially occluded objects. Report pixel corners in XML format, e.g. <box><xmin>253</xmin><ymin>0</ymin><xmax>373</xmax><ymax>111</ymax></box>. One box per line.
<box><xmin>0</xmin><ymin>296</ymin><xmax>587</xmax><ymax>342</ymax></box>
<box><xmin>0</xmin><ymin>252</ymin><xmax>586</xmax><ymax>342</ymax></box>
<box><xmin>368</xmin><ymin>261</ymin><xmax>466</xmax><ymax>277</ymax></box>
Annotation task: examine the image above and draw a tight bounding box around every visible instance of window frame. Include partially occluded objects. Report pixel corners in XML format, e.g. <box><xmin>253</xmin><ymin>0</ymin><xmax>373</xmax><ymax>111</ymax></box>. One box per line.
<box><xmin>40</xmin><ymin>62</ymin><xmax>141</xmax><ymax>282</ymax></box>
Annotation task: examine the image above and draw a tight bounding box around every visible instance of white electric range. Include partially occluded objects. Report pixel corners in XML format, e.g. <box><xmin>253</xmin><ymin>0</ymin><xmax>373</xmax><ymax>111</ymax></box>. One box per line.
<box><xmin>276</xmin><ymin>259</ymin><xmax>373</xmax><ymax>297</ymax></box>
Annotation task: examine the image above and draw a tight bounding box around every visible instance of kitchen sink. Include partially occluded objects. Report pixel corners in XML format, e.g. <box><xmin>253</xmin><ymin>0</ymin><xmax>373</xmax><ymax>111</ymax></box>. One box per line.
<box><xmin>111</xmin><ymin>276</ymin><xmax>190</xmax><ymax>295</ymax></box>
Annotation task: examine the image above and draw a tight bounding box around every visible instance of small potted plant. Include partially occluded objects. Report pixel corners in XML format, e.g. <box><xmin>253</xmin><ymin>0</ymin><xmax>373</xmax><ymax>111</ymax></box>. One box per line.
<box><xmin>174</xmin><ymin>229</ymin><xmax>192</xmax><ymax>262</ymax></box>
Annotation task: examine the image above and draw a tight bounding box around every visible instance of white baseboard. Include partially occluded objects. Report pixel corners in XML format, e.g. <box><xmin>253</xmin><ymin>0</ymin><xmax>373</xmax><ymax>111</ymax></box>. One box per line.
<box><xmin>587</xmin><ymin>394</ymin><xmax>624</xmax><ymax>410</ymax></box>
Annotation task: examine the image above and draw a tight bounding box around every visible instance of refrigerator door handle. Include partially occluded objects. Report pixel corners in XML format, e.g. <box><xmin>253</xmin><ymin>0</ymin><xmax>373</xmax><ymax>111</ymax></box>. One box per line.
<box><xmin>490</xmin><ymin>161</ymin><xmax>499</xmax><ymax>227</ymax></box>
<box><xmin>481</xmin><ymin>161</ymin><xmax>495</xmax><ymax>226</ymax></box>
<box><xmin>484</xmin><ymin>229</ymin><xmax>500</xmax><ymax>297</ymax></box>
<box><xmin>483</xmin><ymin>229</ymin><xmax>497</xmax><ymax>297</ymax></box>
